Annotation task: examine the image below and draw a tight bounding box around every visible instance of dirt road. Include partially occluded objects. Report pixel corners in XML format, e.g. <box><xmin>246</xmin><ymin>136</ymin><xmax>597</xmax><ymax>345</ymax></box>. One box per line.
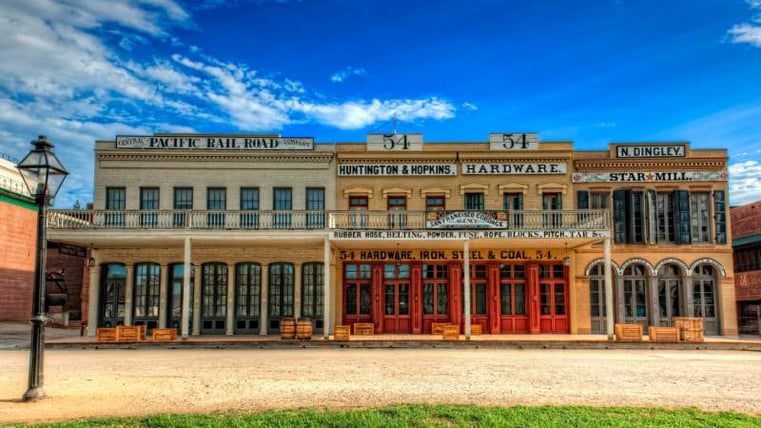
<box><xmin>1</xmin><ymin>348</ymin><xmax>760</xmax><ymax>424</ymax></box>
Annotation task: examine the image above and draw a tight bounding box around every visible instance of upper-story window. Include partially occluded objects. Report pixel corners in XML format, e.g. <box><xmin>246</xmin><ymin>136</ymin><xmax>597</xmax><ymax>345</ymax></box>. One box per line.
<box><xmin>306</xmin><ymin>187</ymin><xmax>325</xmax><ymax>229</ymax></box>
<box><xmin>173</xmin><ymin>187</ymin><xmax>192</xmax><ymax>228</ymax></box>
<box><xmin>140</xmin><ymin>187</ymin><xmax>159</xmax><ymax>228</ymax></box>
<box><xmin>691</xmin><ymin>192</ymin><xmax>711</xmax><ymax>243</ymax></box>
<box><xmin>105</xmin><ymin>187</ymin><xmax>126</xmax><ymax>228</ymax></box>
<box><xmin>426</xmin><ymin>196</ymin><xmax>446</xmax><ymax>213</ymax></box>
<box><xmin>613</xmin><ymin>190</ymin><xmax>646</xmax><ymax>244</ymax></box>
<box><xmin>464</xmin><ymin>192</ymin><xmax>484</xmax><ymax>210</ymax></box>
<box><xmin>542</xmin><ymin>192</ymin><xmax>562</xmax><ymax>228</ymax></box>
<box><xmin>207</xmin><ymin>187</ymin><xmax>226</xmax><ymax>229</ymax></box>
<box><xmin>655</xmin><ymin>192</ymin><xmax>675</xmax><ymax>243</ymax></box>
<box><xmin>387</xmin><ymin>195</ymin><xmax>406</xmax><ymax>229</ymax></box>
<box><xmin>349</xmin><ymin>195</ymin><xmax>368</xmax><ymax>229</ymax></box>
<box><xmin>273</xmin><ymin>187</ymin><xmax>292</xmax><ymax>229</ymax></box>
<box><xmin>240</xmin><ymin>187</ymin><xmax>259</xmax><ymax>229</ymax></box>
<box><xmin>503</xmin><ymin>192</ymin><xmax>523</xmax><ymax>228</ymax></box>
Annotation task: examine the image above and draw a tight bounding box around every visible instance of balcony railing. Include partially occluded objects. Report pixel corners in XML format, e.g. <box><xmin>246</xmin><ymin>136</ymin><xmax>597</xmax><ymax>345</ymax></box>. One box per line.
<box><xmin>48</xmin><ymin>209</ymin><xmax>608</xmax><ymax>232</ymax></box>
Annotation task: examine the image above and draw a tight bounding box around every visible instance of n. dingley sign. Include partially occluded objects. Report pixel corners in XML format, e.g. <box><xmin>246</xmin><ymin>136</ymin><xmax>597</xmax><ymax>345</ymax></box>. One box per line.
<box><xmin>427</xmin><ymin>211</ymin><xmax>506</xmax><ymax>229</ymax></box>
<box><xmin>116</xmin><ymin>135</ymin><xmax>314</xmax><ymax>150</ymax></box>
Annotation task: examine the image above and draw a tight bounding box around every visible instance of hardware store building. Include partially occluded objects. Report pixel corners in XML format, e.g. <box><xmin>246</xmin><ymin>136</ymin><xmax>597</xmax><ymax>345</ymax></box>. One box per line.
<box><xmin>46</xmin><ymin>133</ymin><xmax>737</xmax><ymax>338</ymax></box>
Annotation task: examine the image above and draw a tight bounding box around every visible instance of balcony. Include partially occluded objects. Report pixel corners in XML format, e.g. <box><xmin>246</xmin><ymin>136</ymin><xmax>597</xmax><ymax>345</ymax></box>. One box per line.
<box><xmin>48</xmin><ymin>209</ymin><xmax>608</xmax><ymax>232</ymax></box>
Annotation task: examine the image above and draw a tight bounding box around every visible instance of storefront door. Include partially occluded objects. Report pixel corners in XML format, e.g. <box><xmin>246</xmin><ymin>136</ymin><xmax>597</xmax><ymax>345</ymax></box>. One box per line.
<box><xmin>461</xmin><ymin>264</ymin><xmax>489</xmax><ymax>332</ymax></box>
<box><xmin>382</xmin><ymin>263</ymin><xmax>411</xmax><ymax>333</ymax></box>
<box><xmin>538</xmin><ymin>264</ymin><xmax>569</xmax><ymax>333</ymax></box>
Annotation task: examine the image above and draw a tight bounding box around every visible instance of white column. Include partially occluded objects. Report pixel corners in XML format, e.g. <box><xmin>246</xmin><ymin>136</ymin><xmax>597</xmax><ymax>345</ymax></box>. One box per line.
<box><xmin>323</xmin><ymin>238</ymin><xmax>331</xmax><ymax>339</ymax></box>
<box><xmin>226</xmin><ymin>264</ymin><xmax>235</xmax><ymax>335</ymax></box>
<box><xmin>294</xmin><ymin>262</ymin><xmax>302</xmax><ymax>320</ymax></box>
<box><xmin>158</xmin><ymin>263</ymin><xmax>168</xmax><ymax>329</ymax></box>
<box><xmin>464</xmin><ymin>239</ymin><xmax>471</xmax><ymax>339</ymax></box>
<box><xmin>181</xmin><ymin>237</ymin><xmax>191</xmax><ymax>338</ymax></box>
<box><xmin>124</xmin><ymin>263</ymin><xmax>134</xmax><ymax>325</ymax></box>
<box><xmin>604</xmin><ymin>237</ymin><xmax>614</xmax><ymax>340</ymax></box>
<box><xmin>87</xmin><ymin>264</ymin><xmax>101</xmax><ymax>337</ymax></box>
<box><xmin>192</xmin><ymin>265</ymin><xmax>201</xmax><ymax>336</ymax></box>
<box><xmin>260</xmin><ymin>264</ymin><xmax>269</xmax><ymax>335</ymax></box>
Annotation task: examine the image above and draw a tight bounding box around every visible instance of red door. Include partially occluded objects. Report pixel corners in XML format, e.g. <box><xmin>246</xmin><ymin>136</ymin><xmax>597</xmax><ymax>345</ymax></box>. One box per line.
<box><xmin>382</xmin><ymin>263</ymin><xmax>411</xmax><ymax>333</ymax></box>
<box><xmin>498</xmin><ymin>263</ymin><xmax>529</xmax><ymax>333</ymax></box>
<box><xmin>538</xmin><ymin>264</ymin><xmax>569</xmax><ymax>333</ymax></box>
<box><xmin>460</xmin><ymin>263</ymin><xmax>489</xmax><ymax>333</ymax></box>
<box><xmin>421</xmin><ymin>263</ymin><xmax>450</xmax><ymax>333</ymax></box>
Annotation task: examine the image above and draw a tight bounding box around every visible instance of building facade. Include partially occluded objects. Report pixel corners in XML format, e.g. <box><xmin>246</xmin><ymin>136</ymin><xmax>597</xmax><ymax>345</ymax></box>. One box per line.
<box><xmin>731</xmin><ymin>200</ymin><xmax>761</xmax><ymax>335</ymax></box>
<box><xmin>47</xmin><ymin>133</ymin><xmax>736</xmax><ymax>337</ymax></box>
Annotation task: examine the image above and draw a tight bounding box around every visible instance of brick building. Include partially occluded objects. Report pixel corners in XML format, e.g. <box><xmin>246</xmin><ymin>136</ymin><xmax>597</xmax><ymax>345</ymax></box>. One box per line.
<box><xmin>731</xmin><ymin>200</ymin><xmax>761</xmax><ymax>334</ymax></box>
<box><xmin>46</xmin><ymin>133</ymin><xmax>736</xmax><ymax>337</ymax></box>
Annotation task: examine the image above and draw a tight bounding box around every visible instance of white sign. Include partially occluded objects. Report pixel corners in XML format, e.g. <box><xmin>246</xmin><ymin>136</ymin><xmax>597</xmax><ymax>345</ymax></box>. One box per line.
<box><xmin>489</xmin><ymin>133</ymin><xmax>539</xmax><ymax>150</ymax></box>
<box><xmin>616</xmin><ymin>144</ymin><xmax>686</xmax><ymax>158</ymax></box>
<box><xmin>367</xmin><ymin>134</ymin><xmax>423</xmax><ymax>151</ymax></box>
<box><xmin>462</xmin><ymin>163</ymin><xmax>566</xmax><ymax>175</ymax></box>
<box><xmin>572</xmin><ymin>171</ymin><xmax>728</xmax><ymax>183</ymax></box>
<box><xmin>116</xmin><ymin>135</ymin><xmax>314</xmax><ymax>150</ymax></box>
<box><xmin>426</xmin><ymin>211</ymin><xmax>506</xmax><ymax>229</ymax></box>
<box><xmin>338</xmin><ymin>163</ymin><xmax>457</xmax><ymax>176</ymax></box>
<box><xmin>330</xmin><ymin>230</ymin><xmax>610</xmax><ymax>240</ymax></box>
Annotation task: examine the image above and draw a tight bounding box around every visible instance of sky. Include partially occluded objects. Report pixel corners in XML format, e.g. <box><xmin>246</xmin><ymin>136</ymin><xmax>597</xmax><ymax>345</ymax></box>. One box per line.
<box><xmin>1</xmin><ymin>0</ymin><xmax>760</xmax><ymax>208</ymax></box>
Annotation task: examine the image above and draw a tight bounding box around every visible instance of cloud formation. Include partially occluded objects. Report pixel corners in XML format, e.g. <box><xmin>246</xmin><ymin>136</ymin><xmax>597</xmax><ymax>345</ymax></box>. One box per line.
<box><xmin>727</xmin><ymin>0</ymin><xmax>761</xmax><ymax>47</ymax></box>
<box><xmin>0</xmin><ymin>1</ymin><xmax>456</xmax><ymax>207</ymax></box>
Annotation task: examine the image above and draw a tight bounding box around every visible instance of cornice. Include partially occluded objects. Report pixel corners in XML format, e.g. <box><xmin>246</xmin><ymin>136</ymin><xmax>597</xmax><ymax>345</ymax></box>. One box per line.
<box><xmin>574</xmin><ymin>158</ymin><xmax>727</xmax><ymax>170</ymax></box>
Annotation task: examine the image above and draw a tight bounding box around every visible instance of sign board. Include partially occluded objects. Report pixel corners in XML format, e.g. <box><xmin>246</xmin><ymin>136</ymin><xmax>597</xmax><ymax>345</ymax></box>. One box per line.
<box><xmin>59</xmin><ymin>243</ymin><xmax>86</xmax><ymax>257</ymax></box>
<box><xmin>339</xmin><ymin>248</ymin><xmax>559</xmax><ymax>262</ymax></box>
<box><xmin>489</xmin><ymin>133</ymin><xmax>539</xmax><ymax>150</ymax></box>
<box><xmin>338</xmin><ymin>163</ymin><xmax>457</xmax><ymax>176</ymax></box>
<box><xmin>572</xmin><ymin>171</ymin><xmax>728</xmax><ymax>183</ymax></box>
<box><xmin>116</xmin><ymin>135</ymin><xmax>314</xmax><ymax>150</ymax></box>
<box><xmin>615</xmin><ymin>144</ymin><xmax>686</xmax><ymax>158</ymax></box>
<box><xmin>426</xmin><ymin>211</ymin><xmax>506</xmax><ymax>229</ymax></box>
<box><xmin>330</xmin><ymin>229</ymin><xmax>610</xmax><ymax>240</ymax></box>
<box><xmin>462</xmin><ymin>163</ymin><xmax>566</xmax><ymax>175</ymax></box>
<box><xmin>367</xmin><ymin>133</ymin><xmax>423</xmax><ymax>151</ymax></box>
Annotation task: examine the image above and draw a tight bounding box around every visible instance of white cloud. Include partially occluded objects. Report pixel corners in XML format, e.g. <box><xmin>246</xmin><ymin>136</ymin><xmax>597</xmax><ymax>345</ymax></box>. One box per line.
<box><xmin>462</xmin><ymin>102</ymin><xmax>478</xmax><ymax>111</ymax></box>
<box><xmin>748</xmin><ymin>0</ymin><xmax>761</xmax><ymax>8</ymax></box>
<box><xmin>728</xmin><ymin>23</ymin><xmax>761</xmax><ymax>47</ymax></box>
<box><xmin>293</xmin><ymin>98</ymin><xmax>455</xmax><ymax>130</ymax></box>
<box><xmin>729</xmin><ymin>161</ymin><xmax>761</xmax><ymax>206</ymax></box>
<box><xmin>330</xmin><ymin>67</ymin><xmax>367</xmax><ymax>83</ymax></box>
<box><xmin>596</xmin><ymin>122</ymin><xmax>617</xmax><ymax>128</ymax></box>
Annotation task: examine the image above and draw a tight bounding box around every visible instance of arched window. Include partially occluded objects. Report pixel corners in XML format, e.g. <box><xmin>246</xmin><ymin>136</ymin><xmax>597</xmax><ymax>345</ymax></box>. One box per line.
<box><xmin>235</xmin><ymin>263</ymin><xmax>261</xmax><ymax>333</ymax></box>
<box><xmin>692</xmin><ymin>264</ymin><xmax>718</xmax><ymax>335</ymax></box>
<box><xmin>100</xmin><ymin>263</ymin><xmax>126</xmax><ymax>327</ymax></box>
<box><xmin>133</xmin><ymin>263</ymin><xmax>160</xmax><ymax>329</ymax></box>
<box><xmin>301</xmin><ymin>263</ymin><xmax>324</xmax><ymax>320</ymax></box>
<box><xmin>589</xmin><ymin>264</ymin><xmax>607</xmax><ymax>334</ymax></box>
<box><xmin>657</xmin><ymin>264</ymin><xmax>682</xmax><ymax>326</ymax></box>
<box><xmin>269</xmin><ymin>263</ymin><xmax>294</xmax><ymax>330</ymax></box>
<box><xmin>201</xmin><ymin>262</ymin><xmax>227</xmax><ymax>333</ymax></box>
<box><xmin>623</xmin><ymin>264</ymin><xmax>648</xmax><ymax>324</ymax></box>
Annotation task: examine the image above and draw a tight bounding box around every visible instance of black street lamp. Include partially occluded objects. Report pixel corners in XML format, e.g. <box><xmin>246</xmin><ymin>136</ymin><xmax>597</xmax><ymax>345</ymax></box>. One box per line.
<box><xmin>16</xmin><ymin>135</ymin><xmax>68</xmax><ymax>402</ymax></box>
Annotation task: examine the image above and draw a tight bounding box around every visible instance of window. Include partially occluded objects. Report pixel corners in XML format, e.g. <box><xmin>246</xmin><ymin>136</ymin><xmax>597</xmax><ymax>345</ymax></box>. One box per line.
<box><xmin>422</xmin><ymin>264</ymin><xmax>448</xmax><ymax>316</ymax></box>
<box><xmin>345</xmin><ymin>264</ymin><xmax>371</xmax><ymax>317</ymax></box>
<box><xmin>100</xmin><ymin>263</ymin><xmax>126</xmax><ymax>327</ymax></box>
<box><xmin>691</xmin><ymin>192</ymin><xmax>711</xmax><ymax>243</ymax></box>
<box><xmin>735</xmin><ymin>246</ymin><xmax>761</xmax><ymax>272</ymax></box>
<box><xmin>167</xmin><ymin>263</ymin><xmax>194</xmax><ymax>330</ymax></box>
<box><xmin>201</xmin><ymin>263</ymin><xmax>227</xmax><ymax>332</ymax></box>
<box><xmin>503</xmin><ymin>193</ymin><xmax>523</xmax><ymax>228</ymax></box>
<box><xmin>240</xmin><ymin>187</ymin><xmax>259</xmax><ymax>229</ymax></box>
<box><xmin>589</xmin><ymin>264</ymin><xmax>606</xmax><ymax>334</ymax></box>
<box><xmin>302</xmin><ymin>263</ymin><xmax>324</xmax><ymax>319</ymax></box>
<box><xmin>714</xmin><ymin>191</ymin><xmax>727</xmax><ymax>244</ymax></box>
<box><xmin>655</xmin><ymin>192</ymin><xmax>675</xmax><ymax>243</ymax></box>
<box><xmin>387</xmin><ymin>195</ymin><xmax>406</xmax><ymax>229</ymax></box>
<box><xmin>622</xmin><ymin>265</ymin><xmax>647</xmax><ymax>323</ymax></box>
<box><xmin>306</xmin><ymin>188</ymin><xmax>325</xmax><ymax>229</ymax></box>
<box><xmin>207</xmin><ymin>187</ymin><xmax>226</xmax><ymax>228</ymax></box>
<box><xmin>426</xmin><ymin>196</ymin><xmax>446</xmax><ymax>213</ymax></box>
<box><xmin>542</xmin><ymin>192</ymin><xmax>562</xmax><ymax>228</ymax></box>
<box><xmin>105</xmin><ymin>187</ymin><xmax>125</xmax><ymax>228</ymax></box>
<box><xmin>349</xmin><ymin>196</ymin><xmax>368</xmax><ymax>229</ymax></box>
<box><xmin>273</xmin><ymin>188</ymin><xmax>292</xmax><ymax>229</ymax></box>
<box><xmin>133</xmin><ymin>263</ymin><xmax>160</xmax><ymax>324</ymax></box>
<box><xmin>461</xmin><ymin>264</ymin><xmax>487</xmax><ymax>315</ymax></box>
<box><xmin>613</xmin><ymin>190</ymin><xmax>646</xmax><ymax>244</ymax></box>
<box><xmin>235</xmin><ymin>263</ymin><xmax>261</xmax><ymax>331</ymax></box>
<box><xmin>500</xmin><ymin>264</ymin><xmax>526</xmax><ymax>316</ymax></box>
<box><xmin>269</xmin><ymin>263</ymin><xmax>294</xmax><ymax>328</ymax></box>
<box><xmin>464</xmin><ymin>192</ymin><xmax>484</xmax><ymax>210</ymax></box>
<box><xmin>657</xmin><ymin>264</ymin><xmax>682</xmax><ymax>326</ymax></box>
<box><xmin>173</xmin><ymin>187</ymin><xmax>193</xmax><ymax>228</ymax></box>
<box><xmin>140</xmin><ymin>187</ymin><xmax>159</xmax><ymax>228</ymax></box>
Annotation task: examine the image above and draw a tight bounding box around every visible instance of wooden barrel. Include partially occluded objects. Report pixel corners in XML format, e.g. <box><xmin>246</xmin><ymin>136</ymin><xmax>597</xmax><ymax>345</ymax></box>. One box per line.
<box><xmin>280</xmin><ymin>318</ymin><xmax>296</xmax><ymax>339</ymax></box>
<box><xmin>296</xmin><ymin>318</ymin><xmax>313</xmax><ymax>340</ymax></box>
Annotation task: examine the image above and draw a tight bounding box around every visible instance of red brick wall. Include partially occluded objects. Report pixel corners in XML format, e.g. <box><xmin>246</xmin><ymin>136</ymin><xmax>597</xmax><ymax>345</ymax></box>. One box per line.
<box><xmin>0</xmin><ymin>197</ymin><xmax>37</xmax><ymax>321</ymax></box>
<box><xmin>736</xmin><ymin>270</ymin><xmax>761</xmax><ymax>301</ymax></box>
<box><xmin>46</xmin><ymin>245</ymin><xmax>87</xmax><ymax>320</ymax></box>
<box><xmin>731</xmin><ymin>201</ymin><xmax>761</xmax><ymax>239</ymax></box>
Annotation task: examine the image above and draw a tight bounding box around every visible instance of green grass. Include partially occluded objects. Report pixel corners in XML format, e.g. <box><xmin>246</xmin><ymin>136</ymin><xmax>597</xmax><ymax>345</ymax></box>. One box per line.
<box><xmin>15</xmin><ymin>404</ymin><xmax>761</xmax><ymax>428</ymax></box>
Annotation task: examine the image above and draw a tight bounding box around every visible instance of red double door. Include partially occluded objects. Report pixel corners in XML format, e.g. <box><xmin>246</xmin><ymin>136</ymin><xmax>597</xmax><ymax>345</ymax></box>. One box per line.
<box><xmin>348</xmin><ymin>261</ymin><xmax>569</xmax><ymax>335</ymax></box>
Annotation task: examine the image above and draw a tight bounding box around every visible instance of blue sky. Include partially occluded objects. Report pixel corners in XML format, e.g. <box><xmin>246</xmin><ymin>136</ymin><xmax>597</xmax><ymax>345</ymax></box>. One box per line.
<box><xmin>1</xmin><ymin>0</ymin><xmax>760</xmax><ymax>207</ymax></box>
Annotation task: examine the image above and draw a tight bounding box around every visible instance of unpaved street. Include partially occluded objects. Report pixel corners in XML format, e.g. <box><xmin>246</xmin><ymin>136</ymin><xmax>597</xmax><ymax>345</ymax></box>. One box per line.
<box><xmin>1</xmin><ymin>348</ymin><xmax>760</xmax><ymax>424</ymax></box>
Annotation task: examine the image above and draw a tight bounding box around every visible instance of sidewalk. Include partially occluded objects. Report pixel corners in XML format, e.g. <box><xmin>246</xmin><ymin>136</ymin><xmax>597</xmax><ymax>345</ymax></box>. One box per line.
<box><xmin>3</xmin><ymin>321</ymin><xmax>759</xmax><ymax>351</ymax></box>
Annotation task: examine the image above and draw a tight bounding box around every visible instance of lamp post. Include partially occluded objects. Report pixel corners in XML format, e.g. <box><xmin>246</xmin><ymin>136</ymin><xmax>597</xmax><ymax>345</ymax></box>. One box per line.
<box><xmin>17</xmin><ymin>135</ymin><xmax>68</xmax><ymax>402</ymax></box>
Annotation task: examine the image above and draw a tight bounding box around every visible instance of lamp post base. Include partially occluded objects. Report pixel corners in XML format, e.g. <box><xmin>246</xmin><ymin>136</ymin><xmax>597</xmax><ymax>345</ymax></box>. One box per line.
<box><xmin>22</xmin><ymin>387</ymin><xmax>45</xmax><ymax>402</ymax></box>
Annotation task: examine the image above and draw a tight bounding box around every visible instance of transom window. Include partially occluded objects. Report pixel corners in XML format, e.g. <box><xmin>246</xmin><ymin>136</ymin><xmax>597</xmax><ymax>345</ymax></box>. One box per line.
<box><xmin>464</xmin><ymin>192</ymin><xmax>484</xmax><ymax>210</ymax></box>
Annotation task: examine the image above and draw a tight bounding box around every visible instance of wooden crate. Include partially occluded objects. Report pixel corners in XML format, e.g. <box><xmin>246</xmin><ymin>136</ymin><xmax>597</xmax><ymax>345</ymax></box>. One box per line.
<box><xmin>674</xmin><ymin>317</ymin><xmax>704</xmax><ymax>342</ymax></box>
<box><xmin>138</xmin><ymin>325</ymin><xmax>146</xmax><ymax>341</ymax></box>
<box><xmin>152</xmin><ymin>328</ymin><xmax>177</xmax><ymax>342</ymax></box>
<box><xmin>334</xmin><ymin>325</ymin><xmax>350</xmax><ymax>341</ymax></box>
<box><xmin>116</xmin><ymin>325</ymin><xmax>142</xmax><ymax>342</ymax></box>
<box><xmin>648</xmin><ymin>326</ymin><xmax>678</xmax><ymax>343</ymax></box>
<box><xmin>353</xmin><ymin>322</ymin><xmax>375</xmax><ymax>335</ymax></box>
<box><xmin>470</xmin><ymin>324</ymin><xmax>483</xmax><ymax>335</ymax></box>
<box><xmin>615</xmin><ymin>323</ymin><xmax>642</xmax><ymax>342</ymax></box>
<box><xmin>96</xmin><ymin>328</ymin><xmax>117</xmax><ymax>342</ymax></box>
<box><xmin>442</xmin><ymin>324</ymin><xmax>459</xmax><ymax>341</ymax></box>
<box><xmin>431</xmin><ymin>322</ymin><xmax>450</xmax><ymax>335</ymax></box>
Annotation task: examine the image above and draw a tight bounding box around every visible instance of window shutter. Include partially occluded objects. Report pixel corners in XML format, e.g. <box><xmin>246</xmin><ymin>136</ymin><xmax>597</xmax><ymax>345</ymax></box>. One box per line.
<box><xmin>577</xmin><ymin>191</ymin><xmax>589</xmax><ymax>209</ymax></box>
<box><xmin>714</xmin><ymin>190</ymin><xmax>727</xmax><ymax>244</ymax></box>
<box><xmin>516</xmin><ymin>192</ymin><xmax>523</xmax><ymax>210</ymax></box>
<box><xmin>674</xmin><ymin>190</ymin><xmax>691</xmax><ymax>244</ymax></box>
<box><xmin>613</xmin><ymin>190</ymin><xmax>627</xmax><ymax>243</ymax></box>
<box><xmin>647</xmin><ymin>190</ymin><xmax>657</xmax><ymax>244</ymax></box>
